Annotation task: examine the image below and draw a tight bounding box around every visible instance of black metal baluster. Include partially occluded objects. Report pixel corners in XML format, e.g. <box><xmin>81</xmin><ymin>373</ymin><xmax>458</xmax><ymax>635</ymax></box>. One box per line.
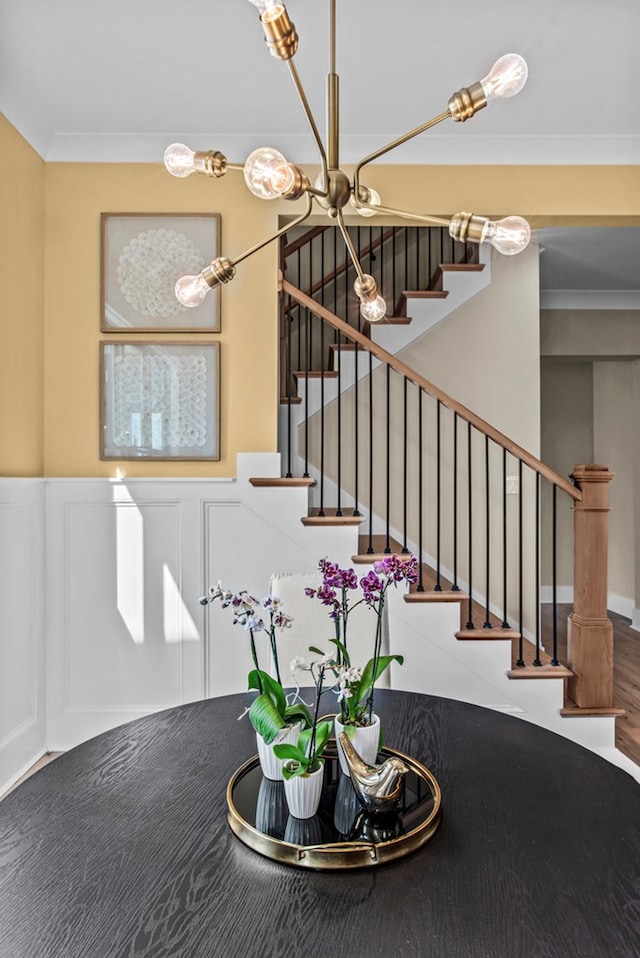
<box><xmin>533</xmin><ymin>471</ymin><xmax>542</xmax><ymax>666</ymax></box>
<box><xmin>319</xmin><ymin>314</ymin><xmax>326</xmax><ymax>516</ymax></box>
<box><xmin>336</xmin><ymin>312</ymin><xmax>343</xmax><ymax>515</ymax></box>
<box><xmin>303</xmin><ymin>306</ymin><xmax>309</xmax><ymax>477</ymax></box>
<box><xmin>452</xmin><ymin>412</ymin><xmax>460</xmax><ymax>591</ymax></box>
<box><xmin>404</xmin><ymin>226</ymin><xmax>409</xmax><ymax>296</ymax></box>
<box><xmin>435</xmin><ymin>399</ymin><xmax>442</xmax><ymax>590</ymax></box>
<box><xmin>385</xmin><ymin>364</ymin><xmax>391</xmax><ymax>552</ymax></box>
<box><xmin>367</xmin><ymin>349</ymin><xmax>374</xmax><ymax>553</ymax></box>
<box><xmin>417</xmin><ymin>389</ymin><xmax>424</xmax><ymax>591</ymax></box>
<box><xmin>402</xmin><ymin>376</ymin><xmax>408</xmax><ymax>553</ymax></box>
<box><xmin>551</xmin><ymin>483</ymin><xmax>559</xmax><ymax>665</ymax></box>
<box><xmin>285</xmin><ymin>292</ymin><xmax>293</xmax><ymax>477</ymax></box>
<box><xmin>502</xmin><ymin>447</ymin><xmax>510</xmax><ymax>627</ymax></box>
<box><xmin>516</xmin><ymin>459</ymin><xmax>524</xmax><ymax>666</ymax></box>
<box><xmin>353</xmin><ymin>331</ymin><xmax>360</xmax><ymax>520</ymax></box>
<box><xmin>465</xmin><ymin>422</ymin><xmax>474</xmax><ymax>629</ymax></box>
<box><xmin>392</xmin><ymin>228</ymin><xmax>397</xmax><ymax>315</ymax></box>
<box><xmin>483</xmin><ymin>434</ymin><xmax>491</xmax><ymax>628</ymax></box>
<box><xmin>297</xmin><ymin>247</ymin><xmax>302</xmax><ymax>371</ymax></box>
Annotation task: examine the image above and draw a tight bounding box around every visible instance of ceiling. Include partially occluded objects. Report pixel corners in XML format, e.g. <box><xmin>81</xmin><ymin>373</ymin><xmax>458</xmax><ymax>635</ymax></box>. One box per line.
<box><xmin>1</xmin><ymin>0</ymin><xmax>639</xmax><ymax>297</ymax></box>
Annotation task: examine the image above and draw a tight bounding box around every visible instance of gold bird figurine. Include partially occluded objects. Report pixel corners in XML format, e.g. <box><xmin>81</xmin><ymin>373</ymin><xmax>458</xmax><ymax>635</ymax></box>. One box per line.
<box><xmin>338</xmin><ymin>732</ymin><xmax>409</xmax><ymax>814</ymax></box>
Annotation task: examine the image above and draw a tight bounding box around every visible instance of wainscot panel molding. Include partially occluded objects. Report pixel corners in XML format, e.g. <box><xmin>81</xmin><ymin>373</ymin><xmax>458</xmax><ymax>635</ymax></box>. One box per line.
<box><xmin>43</xmin><ymin>455</ymin><xmax>361</xmax><ymax>751</ymax></box>
<box><xmin>0</xmin><ymin>480</ymin><xmax>46</xmax><ymax>795</ymax></box>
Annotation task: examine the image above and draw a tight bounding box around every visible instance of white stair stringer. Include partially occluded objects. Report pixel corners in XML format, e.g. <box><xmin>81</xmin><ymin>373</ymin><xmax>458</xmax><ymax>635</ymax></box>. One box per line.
<box><xmin>370</xmin><ymin>245</ymin><xmax>491</xmax><ymax>355</ymax></box>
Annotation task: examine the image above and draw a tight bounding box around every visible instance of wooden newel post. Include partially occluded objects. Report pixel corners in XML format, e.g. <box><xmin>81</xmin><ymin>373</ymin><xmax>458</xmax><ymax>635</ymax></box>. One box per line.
<box><xmin>568</xmin><ymin>464</ymin><xmax>615</xmax><ymax>708</ymax></box>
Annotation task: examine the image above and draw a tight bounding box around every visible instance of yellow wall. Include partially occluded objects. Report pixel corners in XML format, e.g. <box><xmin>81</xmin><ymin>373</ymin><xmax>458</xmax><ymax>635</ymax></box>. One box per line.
<box><xmin>0</xmin><ymin>115</ymin><xmax>45</xmax><ymax>475</ymax></box>
<box><xmin>44</xmin><ymin>163</ymin><xmax>280</xmax><ymax>477</ymax></box>
<box><xmin>3</xmin><ymin>109</ymin><xmax>640</xmax><ymax>479</ymax></box>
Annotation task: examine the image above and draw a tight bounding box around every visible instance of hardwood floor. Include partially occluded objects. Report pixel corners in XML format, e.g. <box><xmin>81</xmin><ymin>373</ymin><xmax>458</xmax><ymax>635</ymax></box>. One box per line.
<box><xmin>543</xmin><ymin>603</ymin><xmax>640</xmax><ymax>767</ymax></box>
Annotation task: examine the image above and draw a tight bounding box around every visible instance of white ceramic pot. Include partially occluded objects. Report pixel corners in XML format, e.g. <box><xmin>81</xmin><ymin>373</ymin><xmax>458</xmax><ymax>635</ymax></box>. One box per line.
<box><xmin>283</xmin><ymin>761</ymin><xmax>325</xmax><ymax>819</ymax></box>
<box><xmin>334</xmin><ymin>713</ymin><xmax>381</xmax><ymax>776</ymax></box>
<box><xmin>256</xmin><ymin>723</ymin><xmax>301</xmax><ymax>781</ymax></box>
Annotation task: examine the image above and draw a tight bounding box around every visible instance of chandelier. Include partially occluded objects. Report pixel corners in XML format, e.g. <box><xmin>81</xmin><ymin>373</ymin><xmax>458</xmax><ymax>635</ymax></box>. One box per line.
<box><xmin>164</xmin><ymin>0</ymin><xmax>531</xmax><ymax>323</ymax></box>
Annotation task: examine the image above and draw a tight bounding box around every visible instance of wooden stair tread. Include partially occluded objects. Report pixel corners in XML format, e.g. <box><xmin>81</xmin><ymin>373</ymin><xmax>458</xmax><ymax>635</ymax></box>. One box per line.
<box><xmin>249</xmin><ymin>477</ymin><xmax>316</xmax><ymax>488</ymax></box>
<box><xmin>293</xmin><ymin>369</ymin><xmax>338</xmax><ymax>379</ymax></box>
<box><xmin>508</xmin><ymin>664</ymin><xmax>573</xmax><ymax>680</ymax></box>
<box><xmin>279</xmin><ymin>395</ymin><xmax>302</xmax><ymax>405</ymax></box>
<box><xmin>560</xmin><ymin>705</ymin><xmax>626</xmax><ymax>717</ymax></box>
<box><xmin>456</xmin><ymin>628</ymin><xmax>520</xmax><ymax>640</ymax></box>
<box><xmin>401</xmin><ymin>289</ymin><xmax>449</xmax><ymax>300</ymax></box>
<box><xmin>406</xmin><ymin>590</ymin><xmax>467</xmax><ymax>603</ymax></box>
<box><xmin>302</xmin><ymin>509</ymin><xmax>364</xmax><ymax>527</ymax></box>
<box><xmin>511</xmin><ymin>634</ymin><xmax>566</xmax><ymax>672</ymax></box>
<box><xmin>439</xmin><ymin>263</ymin><xmax>485</xmax><ymax>272</ymax></box>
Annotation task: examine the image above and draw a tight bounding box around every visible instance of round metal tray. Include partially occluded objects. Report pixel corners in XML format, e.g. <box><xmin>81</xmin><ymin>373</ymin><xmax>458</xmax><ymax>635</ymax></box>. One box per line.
<box><xmin>226</xmin><ymin>742</ymin><xmax>442</xmax><ymax>870</ymax></box>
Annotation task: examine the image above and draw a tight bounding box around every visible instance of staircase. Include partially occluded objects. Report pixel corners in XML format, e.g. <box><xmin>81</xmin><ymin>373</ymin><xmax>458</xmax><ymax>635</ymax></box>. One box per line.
<box><xmin>241</xmin><ymin>456</ymin><xmax>635</xmax><ymax>780</ymax></box>
<box><xmin>253</xmin><ymin>227</ymin><xmax>636</xmax><ymax>777</ymax></box>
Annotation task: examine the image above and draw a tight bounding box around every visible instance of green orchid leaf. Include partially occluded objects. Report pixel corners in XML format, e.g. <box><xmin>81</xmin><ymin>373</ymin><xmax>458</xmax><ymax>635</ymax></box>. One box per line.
<box><xmin>247</xmin><ymin>669</ymin><xmax>287</xmax><ymax>716</ymax></box>
<box><xmin>312</xmin><ymin>719</ymin><xmax>333</xmax><ymax>760</ymax></box>
<box><xmin>308</xmin><ymin>645</ymin><xmax>327</xmax><ymax>657</ymax></box>
<box><xmin>248</xmin><ymin>693</ymin><xmax>285</xmax><ymax>745</ymax></box>
<box><xmin>272</xmin><ymin>743</ymin><xmax>305</xmax><ymax>763</ymax></box>
<box><xmin>329</xmin><ymin>637</ymin><xmax>350</xmax><ymax>667</ymax></box>
<box><xmin>355</xmin><ymin>654</ymin><xmax>404</xmax><ymax>707</ymax></box>
<box><xmin>283</xmin><ymin>702</ymin><xmax>313</xmax><ymax>729</ymax></box>
<box><xmin>296</xmin><ymin>726</ymin><xmax>313</xmax><ymax>756</ymax></box>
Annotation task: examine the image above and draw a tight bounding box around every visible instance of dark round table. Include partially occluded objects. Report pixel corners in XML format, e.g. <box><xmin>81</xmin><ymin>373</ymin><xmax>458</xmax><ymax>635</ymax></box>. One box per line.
<box><xmin>1</xmin><ymin>690</ymin><xmax>639</xmax><ymax>958</ymax></box>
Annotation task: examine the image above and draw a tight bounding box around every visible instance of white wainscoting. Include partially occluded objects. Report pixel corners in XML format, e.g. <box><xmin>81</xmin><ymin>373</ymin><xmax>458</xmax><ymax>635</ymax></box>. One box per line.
<box><xmin>0</xmin><ymin>480</ymin><xmax>46</xmax><ymax>794</ymax></box>
<box><xmin>44</xmin><ymin>454</ymin><xmax>363</xmax><ymax>751</ymax></box>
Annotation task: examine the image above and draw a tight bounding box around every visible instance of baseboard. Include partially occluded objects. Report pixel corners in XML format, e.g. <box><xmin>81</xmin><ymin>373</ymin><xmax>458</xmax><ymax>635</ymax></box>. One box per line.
<box><xmin>608</xmin><ymin>594</ymin><xmax>634</xmax><ymax>620</ymax></box>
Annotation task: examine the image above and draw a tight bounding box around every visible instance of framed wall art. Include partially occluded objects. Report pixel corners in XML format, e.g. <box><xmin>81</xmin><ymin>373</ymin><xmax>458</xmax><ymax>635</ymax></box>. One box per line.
<box><xmin>100</xmin><ymin>341</ymin><xmax>220</xmax><ymax>460</ymax></box>
<box><xmin>101</xmin><ymin>213</ymin><xmax>221</xmax><ymax>332</ymax></box>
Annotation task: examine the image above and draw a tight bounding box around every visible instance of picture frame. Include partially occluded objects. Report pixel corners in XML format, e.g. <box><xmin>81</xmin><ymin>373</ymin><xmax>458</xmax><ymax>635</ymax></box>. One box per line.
<box><xmin>100</xmin><ymin>341</ymin><xmax>220</xmax><ymax>460</ymax></box>
<box><xmin>101</xmin><ymin>213</ymin><xmax>221</xmax><ymax>332</ymax></box>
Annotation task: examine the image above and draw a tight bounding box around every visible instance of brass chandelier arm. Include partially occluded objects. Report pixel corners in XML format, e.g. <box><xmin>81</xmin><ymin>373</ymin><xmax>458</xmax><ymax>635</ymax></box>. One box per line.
<box><xmin>353</xmin><ymin>110</ymin><xmax>451</xmax><ymax>201</ymax></box>
<box><xmin>335</xmin><ymin>209</ymin><xmax>365</xmax><ymax>282</ymax></box>
<box><xmin>367</xmin><ymin>203</ymin><xmax>451</xmax><ymax>229</ymax></box>
<box><xmin>286</xmin><ymin>59</ymin><xmax>329</xmax><ymax>192</ymax></box>
<box><xmin>231</xmin><ymin>194</ymin><xmax>314</xmax><ymax>268</ymax></box>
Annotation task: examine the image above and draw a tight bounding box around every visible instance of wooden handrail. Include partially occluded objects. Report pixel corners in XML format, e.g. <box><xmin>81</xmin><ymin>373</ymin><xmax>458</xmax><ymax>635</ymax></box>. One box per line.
<box><xmin>281</xmin><ymin>278</ymin><xmax>582</xmax><ymax>501</ymax></box>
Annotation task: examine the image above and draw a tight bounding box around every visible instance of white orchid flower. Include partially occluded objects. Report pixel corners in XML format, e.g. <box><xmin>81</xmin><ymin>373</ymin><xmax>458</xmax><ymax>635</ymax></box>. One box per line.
<box><xmin>290</xmin><ymin>655</ymin><xmax>310</xmax><ymax>674</ymax></box>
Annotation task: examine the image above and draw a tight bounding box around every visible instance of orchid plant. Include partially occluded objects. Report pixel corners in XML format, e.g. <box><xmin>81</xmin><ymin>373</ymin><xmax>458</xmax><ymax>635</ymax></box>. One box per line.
<box><xmin>199</xmin><ymin>584</ymin><xmax>311</xmax><ymax>743</ymax></box>
<box><xmin>273</xmin><ymin>655</ymin><xmax>333</xmax><ymax>780</ymax></box>
<box><xmin>305</xmin><ymin>554</ymin><xmax>419</xmax><ymax>727</ymax></box>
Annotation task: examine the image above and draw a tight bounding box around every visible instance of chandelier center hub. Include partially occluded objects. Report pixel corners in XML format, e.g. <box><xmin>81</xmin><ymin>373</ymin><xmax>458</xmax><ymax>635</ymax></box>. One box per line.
<box><xmin>315</xmin><ymin>169</ymin><xmax>352</xmax><ymax>215</ymax></box>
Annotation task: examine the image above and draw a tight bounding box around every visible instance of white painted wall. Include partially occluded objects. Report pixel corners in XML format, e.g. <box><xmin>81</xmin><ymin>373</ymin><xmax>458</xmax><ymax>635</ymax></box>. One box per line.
<box><xmin>540</xmin><ymin>359</ymin><xmax>594</xmax><ymax>588</ymax></box>
<box><xmin>0</xmin><ymin>480</ymin><xmax>46</xmax><ymax>793</ymax></box>
<box><xmin>593</xmin><ymin>361</ymin><xmax>636</xmax><ymax>617</ymax></box>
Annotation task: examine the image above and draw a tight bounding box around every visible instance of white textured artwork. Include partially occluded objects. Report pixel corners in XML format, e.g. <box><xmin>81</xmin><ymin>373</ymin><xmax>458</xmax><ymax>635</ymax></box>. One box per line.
<box><xmin>102</xmin><ymin>214</ymin><xmax>221</xmax><ymax>331</ymax></box>
<box><xmin>102</xmin><ymin>343</ymin><xmax>219</xmax><ymax>459</ymax></box>
<box><xmin>116</xmin><ymin>229</ymin><xmax>205</xmax><ymax>318</ymax></box>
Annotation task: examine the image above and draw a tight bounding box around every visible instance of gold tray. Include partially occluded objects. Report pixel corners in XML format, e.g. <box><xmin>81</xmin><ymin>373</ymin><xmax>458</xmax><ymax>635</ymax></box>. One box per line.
<box><xmin>226</xmin><ymin>743</ymin><xmax>442</xmax><ymax>870</ymax></box>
